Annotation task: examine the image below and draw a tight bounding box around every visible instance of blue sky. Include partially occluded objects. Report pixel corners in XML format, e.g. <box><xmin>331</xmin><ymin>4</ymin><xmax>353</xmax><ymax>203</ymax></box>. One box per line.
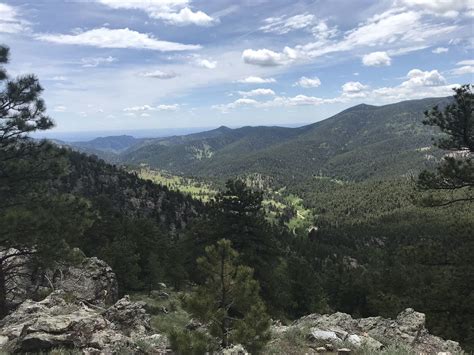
<box><xmin>1</xmin><ymin>0</ymin><xmax>473</xmax><ymax>133</ymax></box>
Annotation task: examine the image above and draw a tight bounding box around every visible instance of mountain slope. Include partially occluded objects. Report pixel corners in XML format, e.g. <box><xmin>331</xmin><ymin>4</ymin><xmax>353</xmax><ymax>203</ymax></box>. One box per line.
<box><xmin>117</xmin><ymin>96</ymin><xmax>450</xmax><ymax>185</ymax></box>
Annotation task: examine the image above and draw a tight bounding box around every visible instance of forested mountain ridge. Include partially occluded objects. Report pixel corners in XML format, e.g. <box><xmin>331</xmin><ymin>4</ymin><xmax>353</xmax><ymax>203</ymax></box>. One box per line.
<box><xmin>56</xmin><ymin>148</ymin><xmax>202</xmax><ymax>231</ymax></box>
<box><xmin>70</xmin><ymin>96</ymin><xmax>451</xmax><ymax>186</ymax></box>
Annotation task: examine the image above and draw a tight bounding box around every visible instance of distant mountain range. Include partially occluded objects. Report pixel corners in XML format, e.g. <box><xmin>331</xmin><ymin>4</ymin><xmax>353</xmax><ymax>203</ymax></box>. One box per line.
<box><xmin>60</xmin><ymin>96</ymin><xmax>451</xmax><ymax>186</ymax></box>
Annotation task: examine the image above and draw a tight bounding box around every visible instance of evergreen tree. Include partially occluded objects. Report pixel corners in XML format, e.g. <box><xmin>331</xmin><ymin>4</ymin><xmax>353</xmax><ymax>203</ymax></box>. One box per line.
<box><xmin>418</xmin><ymin>84</ymin><xmax>473</xmax><ymax>205</ymax></box>
<box><xmin>184</xmin><ymin>239</ymin><xmax>270</xmax><ymax>353</ymax></box>
<box><xmin>0</xmin><ymin>45</ymin><xmax>91</xmax><ymax>316</ymax></box>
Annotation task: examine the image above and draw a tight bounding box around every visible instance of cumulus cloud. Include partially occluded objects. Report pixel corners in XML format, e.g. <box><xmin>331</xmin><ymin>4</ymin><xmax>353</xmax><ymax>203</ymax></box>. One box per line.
<box><xmin>123</xmin><ymin>104</ymin><xmax>179</xmax><ymax>112</ymax></box>
<box><xmin>371</xmin><ymin>69</ymin><xmax>455</xmax><ymax>101</ymax></box>
<box><xmin>96</xmin><ymin>0</ymin><xmax>216</xmax><ymax>26</ymax></box>
<box><xmin>140</xmin><ymin>70</ymin><xmax>178</xmax><ymax>79</ymax></box>
<box><xmin>342</xmin><ymin>81</ymin><xmax>369</xmax><ymax>98</ymax></box>
<box><xmin>215</xmin><ymin>67</ymin><xmax>458</xmax><ymax>113</ymax></box>
<box><xmin>294</xmin><ymin>76</ymin><xmax>321</xmax><ymax>88</ymax></box>
<box><xmin>197</xmin><ymin>59</ymin><xmax>217</xmax><ymax>69</ymax></box>
<box><xmin>238</xmin><ymin>88</ymin><xmax>275</xmax><ymax>97</ymax></box>
<box><xmin>81</xmin><ymin>56</ymin><xmax>117</xmax><ymax>67</ymax></box>
<box><xmin>36</xmin><ymin>28</ymin><xmax>201</xmax><ymax>51</ymax></box>
<box><xmin>0</xmin><ymin>3</ymin><xmax>29</xmax><ymax>34</ymax></box>
<box><xmin>242</xmin><ymin>47</ymin><xmax>297</xmax><ymax>66</ymax></box>
<box><xmin>362</xmin><ymin>51</ymin><xmax>391</xmax><ymax>66</ymax></box>
<box><xmin>236</xmin><ymin>76</ymin><xmax>276</xmax><ymax>84</ymax></box>
<box><xmin>402</xmin><ymin>69</ymin><xmax>446</xmax><ymax>87</ymax></box>
<box><xmin>432</xmin><ymin>47</ymin><xmax>449</xmax><ymax>54</ymax></box>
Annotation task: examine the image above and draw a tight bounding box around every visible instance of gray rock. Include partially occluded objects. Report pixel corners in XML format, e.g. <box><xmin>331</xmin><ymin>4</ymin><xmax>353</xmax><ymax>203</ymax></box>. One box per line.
<box><xmin>2</xmin><ymin>249</ymin><xmax>118</xmax><ymax>309</ymax></box>
<box><xmin>309</xmin><ymin>329</ymin><xmax>340</xmax><ymax>342</ymax></box>
<box><xmin>0</xmin><ymin>291</ymin><xmax>168</xmax><ymax>354</ymax></box>
<box><xmin>50</xmin><ymin>256</ymin><xmax>119</xmax><ymax>307</ymax></box>
<box><xmin>273</xmin><ymin>308</ymin><xmax>463</xmax><ymax>354</ymax></box>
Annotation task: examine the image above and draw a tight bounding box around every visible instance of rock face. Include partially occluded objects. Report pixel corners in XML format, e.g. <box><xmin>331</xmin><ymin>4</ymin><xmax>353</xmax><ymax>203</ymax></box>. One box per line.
<box><xmin>4</xmin><ymin>250</ymin><xmax>118</xmax><ymax>309</ymax></box>
<box><xmin>50</xmin><ymin>256</ymin><xmax>119</xmax><ymax>307</ymax></box>
<box><xmin>275</xmin><ymin>308</ymin><xmax>462</xmax><ymax>354</ymax></box>
<box><xmin>0</xmin><ymin>291</ymin><xmax>168</xmax><ymax>354</ymax></box>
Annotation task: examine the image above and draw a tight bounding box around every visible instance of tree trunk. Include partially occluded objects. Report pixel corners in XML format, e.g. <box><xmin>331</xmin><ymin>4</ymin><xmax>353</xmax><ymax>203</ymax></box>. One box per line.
<box><xmin>0</xmin><ymin>262</ymin><xmax>8</xmax><ymax>318</ymax></box>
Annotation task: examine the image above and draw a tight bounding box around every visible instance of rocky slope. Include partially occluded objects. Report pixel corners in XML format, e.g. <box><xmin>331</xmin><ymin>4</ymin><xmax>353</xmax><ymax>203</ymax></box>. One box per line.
<box><xmin>0</xmin><ymin>255</ymin><xmax>463</xmax><ymax>354</ymax></box>
<box><xmin>268</xmin><ymin>309</ymin><xmax>462</xmax><ymax>354</ymax></box>
<box><xmin>0</xmin><ymin>291</ymin><xmax>168</xmax><ymax>353</ymax></box>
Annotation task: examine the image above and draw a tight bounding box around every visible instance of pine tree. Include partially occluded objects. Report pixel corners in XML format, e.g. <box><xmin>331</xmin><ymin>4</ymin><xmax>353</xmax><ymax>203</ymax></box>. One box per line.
<box><xmin>418</xmin><ymin>84</ymin><xmax>473</xmax><ymax>205</ymax></box>
<box><xmin>0</xmin><ymin>45</ymin><xmax>91</xmax><ymax>316</ymax></box>
<box><xmin>184</xmin><ymin>239</ymin><xmax>270</xmax><ymax>353</ymax></box>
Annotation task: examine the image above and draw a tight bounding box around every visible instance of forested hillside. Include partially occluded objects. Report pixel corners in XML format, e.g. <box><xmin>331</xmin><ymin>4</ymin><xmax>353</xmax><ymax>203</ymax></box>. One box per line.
<box><xmin>99</xmin><ymin>97</ymin><xmax>451</xmax><ymax>186</ymax></box>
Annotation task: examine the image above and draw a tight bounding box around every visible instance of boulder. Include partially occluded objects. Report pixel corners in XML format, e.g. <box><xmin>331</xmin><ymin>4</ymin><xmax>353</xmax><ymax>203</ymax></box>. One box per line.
<box><xmin>0</xmin><ymin>290</ymin><xmax>168</xmax><ymax>354</ymax></box>
<box><xmin>50</xmin><ymin>256</ymin><xmax>119</xmax><ymax>307</ymax></box>
<box><xmin>308</xmin><ymin>329</ymin><xmax>340</xmax><ymax>343</ymax></box>
<box><xmin>2</xmin><ymin>249</ymin><xmax>118</xmax><ymax>309</ymax></box>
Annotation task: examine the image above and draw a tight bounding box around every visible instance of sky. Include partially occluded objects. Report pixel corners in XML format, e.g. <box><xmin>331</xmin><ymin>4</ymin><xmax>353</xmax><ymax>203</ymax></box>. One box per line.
<box><xmin>0</xmin><ymin>0</ymin><xmax>473</xmax><ymax>134</ymax></box>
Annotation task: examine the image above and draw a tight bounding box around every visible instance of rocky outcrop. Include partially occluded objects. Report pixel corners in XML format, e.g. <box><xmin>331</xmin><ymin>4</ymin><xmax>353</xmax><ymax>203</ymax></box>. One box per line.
<box><xmin>272</xmin><ymin>308</ymin><xmax>462</xmax><ymax>354</ymax></box>
<box><xmin>49</xmin><ymin>256</ymin><xmax>119</xmax><ymax>307</ymax></box>
<box><xmin>4</xmin><ymin>250</ymin><xmax>118</xmax><ymax>309</ymax></box>
<box><xmin>0</xmin><ymin>290</ymin><xmax>168</xmax><ymax>354</ymax></box>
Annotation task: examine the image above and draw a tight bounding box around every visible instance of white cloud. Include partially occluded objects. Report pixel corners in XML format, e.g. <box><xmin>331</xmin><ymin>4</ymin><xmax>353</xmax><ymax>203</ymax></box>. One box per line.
<box><xmin>450</xmin><ymin>60</ymin><xmax>474</xmax><ymax>75</ymax></box>
<box><xmin>457</xmin><ymin>60</ymin><xmax>474</xmax><ymax>66</ymax></box>
<box><xmin>362</xmin><ymin>51</ymin><xmax>392</xmax><ymax>66</ymax></box>
<box><xmin>238</xmin><ymin>88</ymin><xmax>275</xmax><ymax>97</ymax></box>
<box><xmin>270</xmin><ymin>95</ymin><xmax>340</xmax><ymax>107</ymax></box>
<box><xmin>123</xmin><ymin>104</ymin><xmax>179</xmax><ymax>112</ymax></box>
<box><xmin>140</xmin><ymin>70</ymin><xmax>178</xmax><ymax>79</ymax></box>
<box><xmin>245</xmin><ymin>8</ymin><xmax>458</xmax><ymax>67</ymax></box>
<box><xmin>197</xmin><ymin>59</ymin><xmax>217</xmax><ymax>69</ymax></box>
<box><xmin>151</xmin><ymin>7</ymin><xmax>216</xmax><ymax>26</ymax></box>
<box><xmin>236</xmin><ymin>76</ymin><xmax>276</xmax><ymax>84</ymax></box>
<box><xmin>0</xmin><ymin>3</ymin><xmax>29</xmax><ymax>34</ymax></box>
<box><xmin>371</xmin><ymin>69</ymin><xmax>454</xmax><ymax>101</ymax></box>
<box><xmin>36</xmin><ymin>28</ymin><xmax>201</xmax><ymax>51</ymax></box>
<box><xmin>81</xmin><ymin>56</ymin><xmax>117</xmax><ymax>68</ymax></box>
<box><xmin>294</xmin><ymin>76</ymin><xmax>321</xmax><ymax>88</ymax></box>
<box><xmin>260</xmin><ymin>13</ymin><xmax>316</xmax><ymax>34</ymax></box>
<box><xmin>432</xmin><ymin>47</ymin><xmax>449</xmax><ymax>54</ymax></box>
<box><xmin>52</xmin><ymin>76</ymin><xmax>68</xmax><ymax>81</ymax></box>
<box><xmin>400</xmin><ymin>0</ymin><xmax>474</xmax><ymax>17</ymax></box>
<box><xmin>242</xmin><ymin>47</ymin><xmax>297</xmax><ymax>66</ymax></box>
<box><xmin>213</xmin><ymin>98</ymin><xmax>259</xmax><ymax>112</ymax></box>
<box><xmin>96</xmin><ymin>0</ymin><xmax>216</xmax><ymax>26</ymax></box>
<box><xmin>342</xmin><ymin>81</ymin><xmax>369</xmax><ymax>98</ymax></box>
<box><xmin>215</xmin><ymin>67</ymin><xmax>457</xmax><ymax>113</ymax></box>
<box><xmin>451</xmin><ymin>66</ymin><xmax>474</xmax><ymax>75</ymax></box>
<box><xmin>214</xmin><ymin>94</ymin><xmax>341</xmax><ymax>112</ymax></box>
<box><xmin>403</xmin><ymin>69</ymin><xmax>446</xmax><ymax>87</ymax></box>
<box><xmin>53</xmin><ymin>105</ymin><xmax>67</xmax><ymax>112</ymax></box>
